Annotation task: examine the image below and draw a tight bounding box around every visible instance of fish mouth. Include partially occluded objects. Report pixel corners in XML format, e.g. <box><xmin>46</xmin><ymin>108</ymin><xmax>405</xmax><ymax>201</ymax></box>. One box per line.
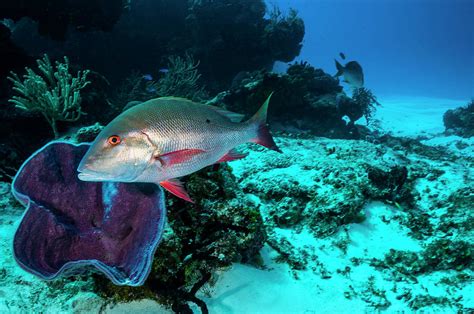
<box><xmin>77</xmin><ymin>168</ymin><xmax>111</xmax><ymax>182</ymax></box>
<box><xmin>77</xmin><ymin>165</ymin><xmax>139</xmax><ymax>183</ymax></box>
<box><xmin>77</xmin><ymin>161</ymin><xmax>116</xmax><ymax>182</ymax></box>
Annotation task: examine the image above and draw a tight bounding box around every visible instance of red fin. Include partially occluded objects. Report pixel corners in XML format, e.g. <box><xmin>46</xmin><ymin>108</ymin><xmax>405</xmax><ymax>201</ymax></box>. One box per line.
<box><xmin>248</xmin><ymin>93</ymin><xmax>282</xmax><ymax>153</ymax></box>
<box><xmin>252</xmin><ymin>124</ymin><xmax>281</xmax><ymax>153</ymax></box>
<box><xmin>217</xmin><ymin>149</ymin><xmax>248</xmax><ymax>163</ymax></box>
<box><xmin>160</xmin><ymin>178</ymin><xmax>194</xmax><ymax>203</ymax></box>
<box><xmin>157</xmin><ymin>149</ymin><xmax>206</xmax><ymax>166</ymax></box>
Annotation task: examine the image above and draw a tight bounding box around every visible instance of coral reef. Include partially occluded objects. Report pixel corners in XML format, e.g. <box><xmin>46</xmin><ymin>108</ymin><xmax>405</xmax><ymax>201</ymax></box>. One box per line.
<box><xmin>443</xmin><ymin>99</ymin><xmax>474</xmax><ymax>137</ymax></box>
<box><xmin>237</xmin><ymin>138</ymin><xmax>410</xmax><ymax>239</ymax></box>
<box><xmin>7</xmin><ymin>0</ymin><xmax>304</xmax><ymax>93</ymax></box>
<box><xmin>1</xmin><ymin>127</ymin><xmax>472</xmax><ymax>312</ymax></box>
<box><xmin>7</xmin><ymin>55</ymin><xmax>90</xmax><ymax>138</ymax></box>
<box><xmin>206</xmin><ymin>62</ymin><xmax>377</xmax><ymax>138</ymax></box>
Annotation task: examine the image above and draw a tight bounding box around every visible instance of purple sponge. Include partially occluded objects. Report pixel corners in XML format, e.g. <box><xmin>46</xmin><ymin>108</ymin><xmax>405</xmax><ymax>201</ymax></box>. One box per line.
<box><xmin>12</xmin><ymin>141</ymin><xmax>166</xmax><ymax>286</ymax></box>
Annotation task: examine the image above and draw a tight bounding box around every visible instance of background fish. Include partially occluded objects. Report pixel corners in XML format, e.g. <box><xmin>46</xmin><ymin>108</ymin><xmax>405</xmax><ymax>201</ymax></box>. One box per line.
<box><xmin>335</xmin><ymin>59</ymin><xmax>364</xmax><ymax>89</ymax></box>
<box><xmin>77</xmin><ymin>95</ymin><xmax>280</xmax><ymax>202</ymax></box>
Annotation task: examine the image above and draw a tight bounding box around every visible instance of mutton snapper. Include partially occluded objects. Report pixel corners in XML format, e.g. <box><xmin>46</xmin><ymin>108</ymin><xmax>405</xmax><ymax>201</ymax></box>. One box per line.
<box><xmin>77</xmin><ymin>95</ymin><xmax>280</xmax><ymax>202</ymax></box>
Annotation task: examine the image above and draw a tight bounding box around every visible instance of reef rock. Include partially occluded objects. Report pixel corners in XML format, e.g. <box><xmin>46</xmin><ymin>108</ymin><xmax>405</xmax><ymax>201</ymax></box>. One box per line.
<box><xmin>206</xmin><ymin>62</ymin><xmax>371</xmax><ymax>138</ymax></box>
<box><xmin>443</xmin><ymin>100</ymin><xmax>474</xmax><ymax>137</ymax></box>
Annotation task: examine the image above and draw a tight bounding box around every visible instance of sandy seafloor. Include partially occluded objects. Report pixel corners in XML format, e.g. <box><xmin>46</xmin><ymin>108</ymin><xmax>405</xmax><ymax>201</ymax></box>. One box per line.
<box><xmin>0</xmin><ymin>97</ymin><xmax>472</xmax><ymax>313</ymax></box>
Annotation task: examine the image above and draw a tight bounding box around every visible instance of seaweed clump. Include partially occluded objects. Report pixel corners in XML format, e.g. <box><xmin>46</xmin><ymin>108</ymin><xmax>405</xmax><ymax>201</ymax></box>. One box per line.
<box><xmin>443</xmin><ymin>99</ymin><xmax>474</xmax><ymax>137</ymax></box>
<box><xmin>94</xmin><ymin>164</ymin><xmax>266</xmax><ymax>313</ymax></box>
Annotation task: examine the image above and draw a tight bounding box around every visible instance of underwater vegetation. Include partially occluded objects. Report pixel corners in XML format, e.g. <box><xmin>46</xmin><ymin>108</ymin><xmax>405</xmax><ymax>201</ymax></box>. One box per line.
<box><xmin>7</xmin><ymin>55</ymin><xmax>90</xmax><ymax>138</ymax></box>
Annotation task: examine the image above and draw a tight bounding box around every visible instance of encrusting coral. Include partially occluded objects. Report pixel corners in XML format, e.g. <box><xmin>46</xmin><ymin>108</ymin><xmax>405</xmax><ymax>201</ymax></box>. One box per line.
<box><xmin>7</xmin><ymin>54</ymin><xmax>90</xmax><ymax>138</ymax></box>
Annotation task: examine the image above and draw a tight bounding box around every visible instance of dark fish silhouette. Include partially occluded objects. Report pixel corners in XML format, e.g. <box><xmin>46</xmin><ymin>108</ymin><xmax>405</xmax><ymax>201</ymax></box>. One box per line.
<box><xmin>335</xmin><ymin>59</ymin><xmax>364</xmax><ymax>89</ymax></box>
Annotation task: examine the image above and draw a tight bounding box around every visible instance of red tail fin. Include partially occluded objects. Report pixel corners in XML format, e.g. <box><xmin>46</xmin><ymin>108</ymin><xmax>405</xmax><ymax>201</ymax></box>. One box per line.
<box><xmin>249</xmin><ymin>93</ymin><xmax>282</xmax><ymax>153</ymax></box>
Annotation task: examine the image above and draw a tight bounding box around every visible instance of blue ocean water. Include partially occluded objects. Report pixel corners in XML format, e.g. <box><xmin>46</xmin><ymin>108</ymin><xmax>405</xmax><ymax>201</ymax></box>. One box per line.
<box><xmin>273</xmin><ymin>0</ymin><xmax>474</xmax><ymax>99</ymax></box>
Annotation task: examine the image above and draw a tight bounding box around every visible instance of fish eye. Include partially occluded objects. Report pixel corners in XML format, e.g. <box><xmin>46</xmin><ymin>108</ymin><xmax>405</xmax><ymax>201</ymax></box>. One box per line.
<box><xmin>107</xmin><ymin>135</ymin><xmax>121</xmax><ymax>146</ymax></box>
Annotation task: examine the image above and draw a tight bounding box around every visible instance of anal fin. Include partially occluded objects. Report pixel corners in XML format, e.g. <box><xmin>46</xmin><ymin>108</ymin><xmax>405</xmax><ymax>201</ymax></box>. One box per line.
<box><xmin>217</xmin><ymin>149</ymin><xmax>248</xmax><ymax>163</ymax></box>
<box><xmin>160</xmin><ymin>178</ymin><xmax>194</xmax><ymax>203</ymax></box>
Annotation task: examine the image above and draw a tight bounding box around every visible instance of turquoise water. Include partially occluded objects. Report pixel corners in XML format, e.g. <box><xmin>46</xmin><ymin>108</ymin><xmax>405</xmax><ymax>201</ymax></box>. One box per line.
<box><xmin>0</xmin><ymin>1</ymin><xmax>472</xmax><ymax>313</ymax></box>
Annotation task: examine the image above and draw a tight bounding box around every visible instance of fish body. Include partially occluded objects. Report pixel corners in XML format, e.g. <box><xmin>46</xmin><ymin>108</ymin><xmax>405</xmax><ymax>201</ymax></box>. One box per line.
<box><xmin>335</xmin><ymin>59</ymin><xmax>364</xmax><ymax>89</ymax></box>
<box><xmin>78</xmin><ymin>95</ymin><xmax>280</xmax><ymax>202</ymax></box>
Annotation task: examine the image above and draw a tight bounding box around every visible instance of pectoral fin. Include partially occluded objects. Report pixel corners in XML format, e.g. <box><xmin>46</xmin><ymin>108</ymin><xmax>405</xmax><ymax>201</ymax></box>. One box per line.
<box><xmin>216</xmin><ymin>148</ymin><xmax>248</xmax><ymax>163</ymax></box>
<box><xmin>160</xmin><ymin>178</ymin><xmax>194</xmax><ymax>203</ymax></box>
<box><xmin>156</xmin><ymin>149</ymin><xmax>206</xmax><ymax>167</ymax></box>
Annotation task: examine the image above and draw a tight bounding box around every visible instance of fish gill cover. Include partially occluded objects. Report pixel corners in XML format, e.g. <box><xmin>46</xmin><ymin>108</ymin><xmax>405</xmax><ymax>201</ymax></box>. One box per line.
<box><xmin>11</xmin><ymin>141</ymin><xmax>166</xmax><ymax>286</ymax></box>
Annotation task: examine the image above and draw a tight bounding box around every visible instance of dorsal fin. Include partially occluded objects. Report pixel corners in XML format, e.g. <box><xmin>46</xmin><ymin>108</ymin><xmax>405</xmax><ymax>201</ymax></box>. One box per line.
<box><xmin>155</xmin><ymin>97</ymin><xmax>245</xmax><ymax>122</ymax></box>
<box><xmin>208</xmin><ymin>106</ymin><xmax>245</xmax><ymax>122</ymax></box>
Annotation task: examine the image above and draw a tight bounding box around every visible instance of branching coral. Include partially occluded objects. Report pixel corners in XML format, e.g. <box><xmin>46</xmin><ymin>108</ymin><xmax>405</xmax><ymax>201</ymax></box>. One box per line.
<box><xmin>7</xmin><ymin>54</ymin><xmax>90</xmax><ymax>138</ymax></box>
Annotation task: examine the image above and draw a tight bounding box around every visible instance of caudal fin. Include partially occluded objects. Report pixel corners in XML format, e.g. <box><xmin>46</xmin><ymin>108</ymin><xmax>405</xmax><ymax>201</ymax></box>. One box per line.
<box><xmin>334</xmin><ymin>59</ymin><xmax>344</xmax><ymax>77</ymax></box>
<box><xmin>248</xmin><ymin>93</ymin><xmax>282</xmax><ymax>153</ymax></box>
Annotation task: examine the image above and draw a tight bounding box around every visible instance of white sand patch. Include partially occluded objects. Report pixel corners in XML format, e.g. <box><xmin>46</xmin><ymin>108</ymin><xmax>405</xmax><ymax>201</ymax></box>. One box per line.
<box><xmin>368</xmin><ymin>96</ymin><xmax>466</xmax><ymax>137</ymax></box>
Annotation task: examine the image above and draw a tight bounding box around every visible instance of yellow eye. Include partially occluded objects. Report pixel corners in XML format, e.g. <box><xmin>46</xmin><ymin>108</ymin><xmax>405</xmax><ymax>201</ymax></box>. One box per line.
<box><xmin>107</xmin><ymin>135</ymin><xmax>121</xmax><ymax>146</ymax></box>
